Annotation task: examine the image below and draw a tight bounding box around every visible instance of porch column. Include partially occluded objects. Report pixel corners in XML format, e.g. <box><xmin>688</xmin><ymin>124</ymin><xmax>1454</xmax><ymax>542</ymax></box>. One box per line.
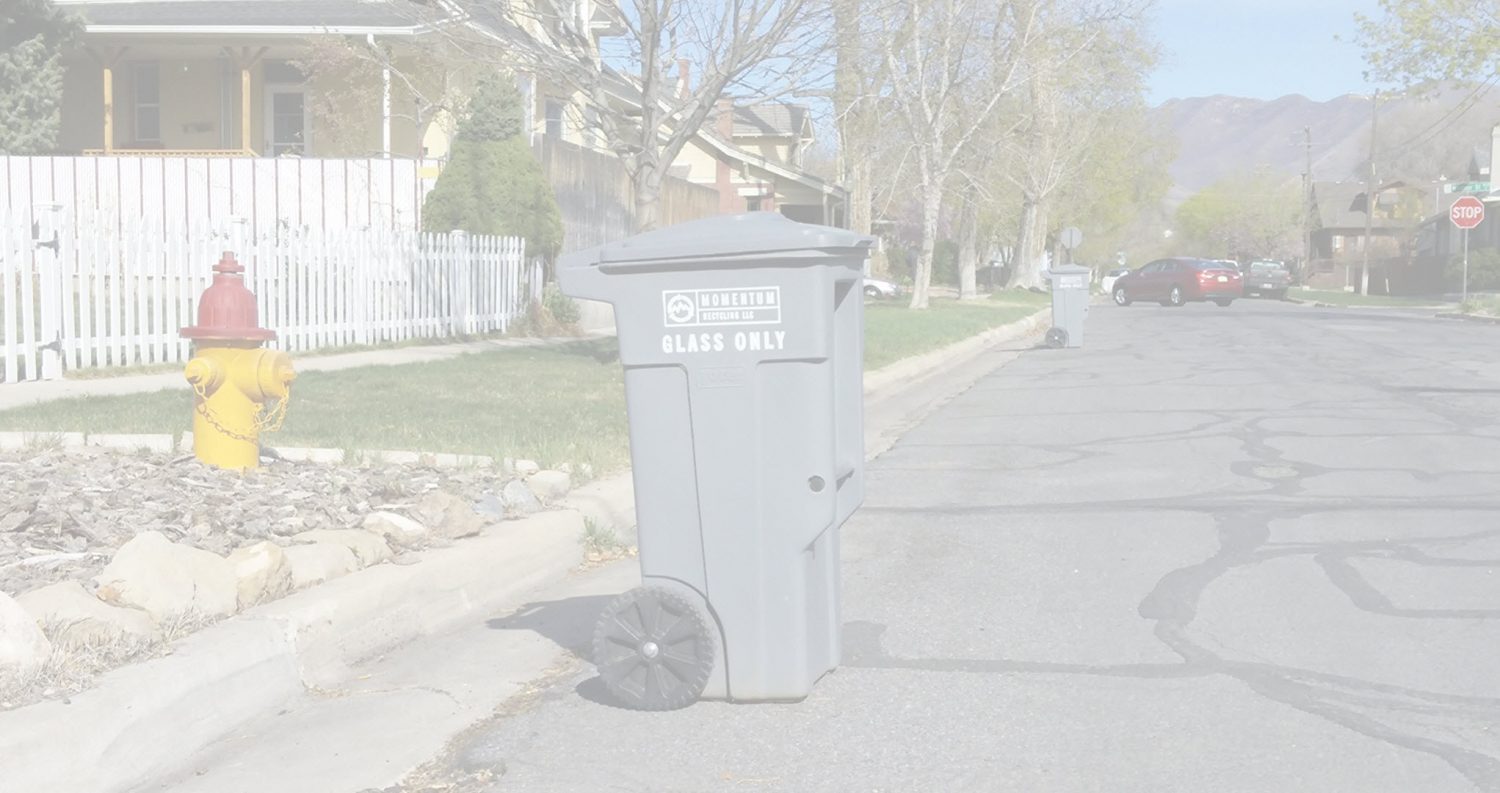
<box><xmin>381</xmin><ymin>62</ymin><xmax>392</xmax><ymax>157</ymax></box>
<box><xmin>91</xmin><ymin>47</ymin><xmax>128</xmax><ymax>153</ymax></box>
<box><xmin>227</xmin><ymin>47</ymin><xmax>267</xmax><ymax>154</ymax></box>
<box><xmin>103</xmin><ymin>65</ymin><xmax>114</xmax><ymax>153</ymax></box>
<box><xmin>370</xmin><ymin>35</ymin><xmax>391</xmax><ymax>158</ymax></box>
<box><xmin>241</xmin><ymin>64</ymin><xmax>251</xmax><ymax>152</ymax></box>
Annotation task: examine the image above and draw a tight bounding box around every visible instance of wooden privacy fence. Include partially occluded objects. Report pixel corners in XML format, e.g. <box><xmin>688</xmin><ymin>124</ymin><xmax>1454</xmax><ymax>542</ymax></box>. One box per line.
<box><xmin>0</xmin><ymin>208</ymin><xmax>537</xmax><ymax>383</ymax></box>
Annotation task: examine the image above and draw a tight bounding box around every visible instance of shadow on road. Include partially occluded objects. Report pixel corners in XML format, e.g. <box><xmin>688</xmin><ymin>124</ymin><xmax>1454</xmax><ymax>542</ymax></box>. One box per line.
<box><xmin>485</xmin><ymin>595</ymin><xmax>612</xmax><ymax>657</ymax></box>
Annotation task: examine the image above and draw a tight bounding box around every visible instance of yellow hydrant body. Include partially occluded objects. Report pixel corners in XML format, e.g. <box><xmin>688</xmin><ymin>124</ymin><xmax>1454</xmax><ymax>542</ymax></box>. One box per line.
<box><xmin>181</xmin><ymin>252</ymin><xmax>294</xmax><ymax>470</ymax></box>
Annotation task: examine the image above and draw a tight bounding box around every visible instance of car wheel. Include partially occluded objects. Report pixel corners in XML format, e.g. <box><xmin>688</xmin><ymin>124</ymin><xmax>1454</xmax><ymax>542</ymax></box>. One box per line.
<box><xmin>864</xmin><ymin>285</ymin><xmax>882</xmax><ymax>299</ymax></box>
<box><xmin>1214</xmin><ymin>298</ymin><xmax>1233</xmax><ymax>307</ymax></box>
<box><xmin>1112</xmin><ymin>286</ymin><xmax>1131</xmax><ymax>306</ymax></box>
<box><xmin>1168</xmin><ymin>285</ymin><xmax>1185</xmax><ymax>307</ymax></box>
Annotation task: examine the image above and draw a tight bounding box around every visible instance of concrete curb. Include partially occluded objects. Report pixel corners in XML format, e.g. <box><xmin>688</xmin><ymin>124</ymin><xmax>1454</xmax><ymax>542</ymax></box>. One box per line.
<box><xmin>0</xmin><ymin>511</ymin><xmax>584</xmax><ymax>793</ymax></box>
<box><xmin>862</xmin><ymin>308</ymin><xmax>1051</xmax><ymax>396</ymax></box>
<box><xmin>0</xmin><ymin>309</ymin><xmax>1051</xmax><ymax>793</ymax></box>
<box><xmin>1435</xmin><ymin>311</ymin><xmax>1500</xmax><ymax>325</ymax></box>
<box><xmin>1284</xmin><ymin>295</ymin><xmax>1451</xmax><ymax>311</ymax></box>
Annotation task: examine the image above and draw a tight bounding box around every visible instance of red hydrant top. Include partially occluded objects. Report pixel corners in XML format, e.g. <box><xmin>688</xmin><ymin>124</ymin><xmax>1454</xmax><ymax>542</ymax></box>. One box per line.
<box><xmin>180</xmin><ymin>252</ymin><xmax>276</xmax><ymax>342</ymax></box>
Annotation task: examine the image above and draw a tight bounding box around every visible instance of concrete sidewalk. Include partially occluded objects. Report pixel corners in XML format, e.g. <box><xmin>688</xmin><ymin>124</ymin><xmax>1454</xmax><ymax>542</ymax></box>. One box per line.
<box><xmin>0</xmin><ymin>334</ymin><xmax>609</xmax><ymax>412</ymax></box>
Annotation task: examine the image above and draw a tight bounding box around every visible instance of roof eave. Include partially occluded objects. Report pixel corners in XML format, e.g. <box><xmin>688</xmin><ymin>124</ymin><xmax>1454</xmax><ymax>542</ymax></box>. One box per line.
<box><xmin>84</xmin><ymin>24</ymin><xmax>435</xmax><ymax>36</ymax></box>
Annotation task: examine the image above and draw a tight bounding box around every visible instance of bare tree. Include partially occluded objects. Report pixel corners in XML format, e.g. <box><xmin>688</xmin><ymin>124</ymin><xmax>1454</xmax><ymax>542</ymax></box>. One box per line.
<box><xmin>1001</xmin><ymin>0</ymin><xmax>1154</xmax><ymax>288</ymax></box>
<box><xmin>292</xmin><ymin>35</ymin><xmax>470</xmax><ymax>158</ymax></box>
<box><xmin>833</xmin><ymin>0</ymin><xmax>883</xmax><ymax>241</ymax></box>
<box><xmin>446</xmin><ymin>0</ymin><xmax>831</xmax><ymax>232</ymax></box>
<box><xmin>872</xmin><ymin>0</ymin><xmax>1044</xmax><ymax>309</ymax></box>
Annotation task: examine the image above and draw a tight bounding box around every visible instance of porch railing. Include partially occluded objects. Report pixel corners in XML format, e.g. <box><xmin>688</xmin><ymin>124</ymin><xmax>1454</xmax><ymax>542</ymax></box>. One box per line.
<box><xmin>81</xmin><ymin>148</ymin><xmax>258</xmax><ymax>157</ymax></box>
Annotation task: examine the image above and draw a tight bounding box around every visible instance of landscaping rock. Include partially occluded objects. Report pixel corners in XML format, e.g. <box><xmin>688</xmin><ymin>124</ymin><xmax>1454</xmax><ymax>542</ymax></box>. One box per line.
<box><xmin>282</xmin><ymin>543</ymin><xmax>360</xmax><ymax>589</ymax></box>
<box><xmin>15</xmin><ymin>581</ymin><xmax>159</xmax><ymax>649</ymax></box>
<box><xmin>93</xmin><ymin>531</ymin><xmax>238</xmax><ymax>621</ymax></box>
<box><xmin>226</xmin><ymin>542</ymin><xmax>293</xmax><ymax>609</ymax></box>
<box><xmin>502</xmin><ymin>479</ymin><xmax>543</xmax><ymax>516</ymax></box>
<box><xmin>362</xmin><ymin>511</ymin><xmax>428</xmax><ymax>549</ymax></box>
<box><xmin>0</xmin><ymin>447</ymin><xmax>506</xmax><ymax>595</ymax></box>
<box><xmin>293</xmin><ymin>530</ymin><xmax>393</xmax><ymax>567</ymax></box>
<box><xmin>556</xmin><ymin>463</ymin><xmax>573</xmax><ymax>475</ymax></box>
<box><xmin>515</xmin><ymin>459</ymin><xmax>541</xmax><ymax>477</ymax></box>
<box><xmin>527</xmin><ymin>470</ymin><xmax>572</xmax><ymax>502</ymax></box>
<box><xmin>414</xmin><ymin>490</ymin><xmax>488</xmax><ymax>540</ymax></box>
<box><xmin>474</xmin><ymin>494</ymin><xmax>507</xmax><ymax>521</ymax></box>
<box><xmin>0</xmin><ymin>591</ymin><xmax>51</xmax><ymax>677</ymax></box>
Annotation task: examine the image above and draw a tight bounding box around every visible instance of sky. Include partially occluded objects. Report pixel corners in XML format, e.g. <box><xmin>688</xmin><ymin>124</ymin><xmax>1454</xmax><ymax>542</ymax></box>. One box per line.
<box><xmin>1147</xmin><ymin>0</ymin><xmax>1385</xmax><ymax>105</ymax></box>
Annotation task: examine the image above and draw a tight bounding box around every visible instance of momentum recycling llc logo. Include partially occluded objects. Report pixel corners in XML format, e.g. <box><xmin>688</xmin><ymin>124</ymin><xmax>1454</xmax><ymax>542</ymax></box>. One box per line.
<box><xmin>661</xmin><ymin>287</ymin><xmax>781</xmax><ymax>328</ymax></box>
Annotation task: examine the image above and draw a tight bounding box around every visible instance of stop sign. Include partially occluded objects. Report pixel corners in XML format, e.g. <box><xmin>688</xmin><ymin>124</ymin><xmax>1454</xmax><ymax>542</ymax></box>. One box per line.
<box><xmin>1451</xmin><ymin>196</ymin><xmax>1486</xmax><ymax>230</ymax></box>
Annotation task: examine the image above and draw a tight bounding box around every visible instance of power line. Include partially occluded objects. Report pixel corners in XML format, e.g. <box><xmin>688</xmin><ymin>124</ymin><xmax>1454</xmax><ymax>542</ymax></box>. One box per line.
<box><xmin>1374</xmin><ymin>77</ymin><xmax>1500</xmax><ymax>162</ymax></box>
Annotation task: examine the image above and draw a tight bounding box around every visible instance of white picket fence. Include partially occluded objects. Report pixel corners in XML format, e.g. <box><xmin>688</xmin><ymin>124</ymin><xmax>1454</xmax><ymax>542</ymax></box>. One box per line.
<box><xmin>3</xmin><ymin>155</ymin><xmax>442</xmax><ymax>235</ymax></box>
<box><xmin>0</xmin><ymin>207</ymin><xmax>538</xmax><ymax>383</ymax></box>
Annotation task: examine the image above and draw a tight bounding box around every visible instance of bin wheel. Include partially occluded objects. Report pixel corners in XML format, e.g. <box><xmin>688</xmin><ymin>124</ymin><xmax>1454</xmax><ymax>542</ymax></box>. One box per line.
<box><xmin>592</xmin><ymin>585</ymin><xmax>715</xmax><ymax>711</ymax></box>
<box><xmin>1045</xmin><ymin>327</ymin><xmax>1069</xmax><ymax>349</ymax></box>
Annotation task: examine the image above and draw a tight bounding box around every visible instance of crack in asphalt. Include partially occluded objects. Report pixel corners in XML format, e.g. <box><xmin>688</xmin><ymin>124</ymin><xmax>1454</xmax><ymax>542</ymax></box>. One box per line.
<box><xmin>845</xmin><ymin>308</ymin><xmax>1500</xmax><ymax>791</ymax></box>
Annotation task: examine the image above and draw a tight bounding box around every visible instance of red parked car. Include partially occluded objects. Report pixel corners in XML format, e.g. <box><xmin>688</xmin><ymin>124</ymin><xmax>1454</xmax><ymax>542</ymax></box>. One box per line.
<box><xmin>1111</xmin><ymin>257</ymin><xmax>1243</xmax><ymax>307</ymax></box>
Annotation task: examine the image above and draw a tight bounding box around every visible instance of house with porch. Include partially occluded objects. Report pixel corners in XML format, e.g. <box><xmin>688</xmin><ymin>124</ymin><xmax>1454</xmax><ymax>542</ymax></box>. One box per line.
<box><xmin>49</xmin><ymin>0</ymin><xmax>476</xmax><ymax>159</ymax></box>
<box><xmin>28</xmin><ymin>0</ymin><xmax>846</xmax><ymax>235</ymax></box>
<box><xmin>1306</xmin><ymin>180</ymin><xmax>1425</xmax><ymax>291</ymax></box>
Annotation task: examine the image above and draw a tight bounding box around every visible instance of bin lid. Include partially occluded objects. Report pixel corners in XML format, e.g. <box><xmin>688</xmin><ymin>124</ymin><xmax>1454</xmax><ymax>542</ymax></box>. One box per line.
<box><xmin>569</xmin><ymin>213</ymin><xmax>874</xmax><ymax>271</ymax></box>
<box><xmin>1048</xmin><ymin>264</ymin><xmax>1090</xmax><ymax>275</ymax></box>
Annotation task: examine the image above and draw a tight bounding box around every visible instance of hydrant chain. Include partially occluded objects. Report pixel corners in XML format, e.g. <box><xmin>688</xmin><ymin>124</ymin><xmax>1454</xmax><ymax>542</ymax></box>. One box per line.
<box><xmin>180</xmin><ymin>251</ymin><xmax>294</xmax><ymax>470</ymax></box>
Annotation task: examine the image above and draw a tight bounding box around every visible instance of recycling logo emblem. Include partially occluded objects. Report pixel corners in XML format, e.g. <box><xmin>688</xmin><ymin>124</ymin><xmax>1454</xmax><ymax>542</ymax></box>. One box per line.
<box><xmin>665</xmin><ymin>294</ymin><xmax>696</xmax><ymax>326</ymax></box>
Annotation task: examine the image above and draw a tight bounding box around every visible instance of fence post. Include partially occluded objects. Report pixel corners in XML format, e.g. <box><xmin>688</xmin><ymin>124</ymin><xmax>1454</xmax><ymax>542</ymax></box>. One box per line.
<box><xmin>451</xmin><ymin>229</ymin><xmax>469</xmax><ymax>337</ymax></box>
<box><xmin>33</xmin><ymin>203</ymin><xmax>65</xmax><ymax>380</ymax></box>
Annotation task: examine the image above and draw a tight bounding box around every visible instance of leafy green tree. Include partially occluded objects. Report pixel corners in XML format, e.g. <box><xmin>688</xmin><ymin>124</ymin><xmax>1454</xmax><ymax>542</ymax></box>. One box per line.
<box><xmin>422</xmin><ymin>75</ymin><xmax>562</xmax><ymax>258</ymax></box>
<box><xmin>0</xmin><ymin>0</ymin><xmax>81</xmax><ymax>154</ymax></box>
<box><xmin>1175</xmin><ymin>170</ymin><xmax>1302</xmax><ymax>260</ymax></box>
<box><xmin>1448</xmin><ymin>247</ymin><xmax>1500</xmax><ymax>291</ymax></box>
<box><xmin>1356</xmin><ymin>1</ymin><xmax>1498</xmax><ymax>86</ymax></box>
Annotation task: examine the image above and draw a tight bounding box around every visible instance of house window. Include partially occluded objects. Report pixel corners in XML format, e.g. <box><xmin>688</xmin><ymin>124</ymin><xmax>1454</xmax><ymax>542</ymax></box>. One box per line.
<box><xmin>544</xmin><ymin>99</ymin><xmax>565</xmax><ymax>140</ymax></box>
<box><xmin>746</xmin><ymin>197</ymin><xmax>762</xmax><ymax>212</ymax></box>
<box><xmin>263</xmin><ymin>61</ymin><xmax>309</xmax><ymax>156</ymax></box>
<box><xmin>266</xmin><ymin>89</ymin><xmax>309</xmax><ymax>156</ymax></box>
<box><xmin>133</xmin><ymin>62</ymin><xmax>161</xmax><ymax>143</ymax></box>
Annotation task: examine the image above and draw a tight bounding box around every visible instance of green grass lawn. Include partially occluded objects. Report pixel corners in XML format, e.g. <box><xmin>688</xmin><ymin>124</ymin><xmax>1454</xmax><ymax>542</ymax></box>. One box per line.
<box><xmin>863</xmin><ymin>291</ymin><xmax>1048</xmax><ymax>370</ymax></box>
<box><xmin>1293</xmin><ymin>288</ymin><xmax>1451</xmax><ymax>308</ymax></box>
<box><xmin>1460</xmin><ymin>296</ymin><xmax>1500</xmax><ymax>317</ymax></box>
<box><xmin>0</xmin><ymin>340</ymin><xmax>633</xmax><ymax>473</ymax></box>
<box><xmin>0</xmin><ymin>294</ymin><xmax>1048</xmax><ymax>471</ymax></box>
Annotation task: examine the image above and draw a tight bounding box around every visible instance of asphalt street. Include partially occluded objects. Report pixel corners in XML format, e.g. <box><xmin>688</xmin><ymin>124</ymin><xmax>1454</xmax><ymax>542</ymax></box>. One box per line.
<box><xmin>415</xmin><ymin>299</ymin><xmax>1500</xmax><ymax>792</ymax></box>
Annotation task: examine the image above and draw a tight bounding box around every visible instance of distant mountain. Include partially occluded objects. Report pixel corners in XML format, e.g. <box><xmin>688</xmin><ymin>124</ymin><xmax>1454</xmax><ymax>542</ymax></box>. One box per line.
<box><xmin>1155</xmin><ymin>86</ymin><xmax>1500</xmax><ymax>207</ymax></box>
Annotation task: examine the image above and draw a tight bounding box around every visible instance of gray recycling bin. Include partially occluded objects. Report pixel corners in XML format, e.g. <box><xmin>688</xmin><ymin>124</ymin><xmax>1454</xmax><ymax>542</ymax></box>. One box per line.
<box><xmin>1045</xmin><ymin>263</ymin><xmax>1091</xmax><ymax>349</ymax></box>
<box><xmin>558</xmin><ymin>213</ymin><xmax>873</xmax><ymax>710</ymax></box>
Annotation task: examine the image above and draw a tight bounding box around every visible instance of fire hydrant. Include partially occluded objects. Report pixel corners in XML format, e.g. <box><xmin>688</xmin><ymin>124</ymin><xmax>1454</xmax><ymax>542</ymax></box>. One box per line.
<box><xmin>180</xmin><ymin>252</ymin><xmax>294</xmax><ymax>470</ymax></box>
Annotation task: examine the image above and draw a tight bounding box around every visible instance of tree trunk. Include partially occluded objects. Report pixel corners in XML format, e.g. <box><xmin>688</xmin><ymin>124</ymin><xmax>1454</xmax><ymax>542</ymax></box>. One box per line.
<box><xmin>633</xmin><ymin>167</ymin><xmax>663</xmax><ymax>233</ymax></box>
<box><xmin>1012</xmin><ymin>196</ymin><xmax>1050</xmax><ymax>289</ymax></box>
<box><xmin>850</xmin><ymin>158</ymin><xmax>872</xmax><ymax>236</ymax></box>
<box><xmin>909</xmin><ymin>184</ymin><xmax>943</xmax><ymax>309</ymax></box>
<box><xmin>958</xmin><ymin>201</ymin><xmax>979</xmax><ymax>299</ymax></box>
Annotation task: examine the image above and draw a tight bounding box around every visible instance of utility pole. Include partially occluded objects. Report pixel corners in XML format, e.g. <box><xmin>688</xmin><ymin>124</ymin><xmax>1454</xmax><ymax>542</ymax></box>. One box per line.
<box><xmin>1302</xmin><ymin>126</ymin><xmax>1314</xmax><ymax>278</ymax></box>
<box><xmin>1361</xmin><ymin>92</ymin><xmax>1379</xmax><ymax>296</ymax></box>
